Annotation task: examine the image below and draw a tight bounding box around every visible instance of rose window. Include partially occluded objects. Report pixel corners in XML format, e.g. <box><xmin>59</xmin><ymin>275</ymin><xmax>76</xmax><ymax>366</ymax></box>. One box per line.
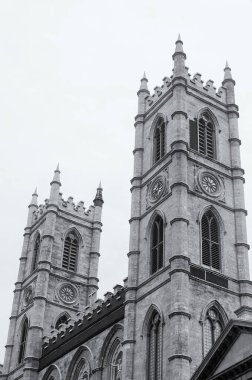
<box><xmin>59</xmin><ymin>284</ymin><xmax>77</xmax><ymax>304</ymax></box>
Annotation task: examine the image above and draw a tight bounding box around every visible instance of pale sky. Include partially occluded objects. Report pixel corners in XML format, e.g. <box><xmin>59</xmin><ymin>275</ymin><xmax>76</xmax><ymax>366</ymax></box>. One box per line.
<box><xmin>0</xmin><ymin>0</ymin><xmax>252</xmax><ymax>364</ymax></box>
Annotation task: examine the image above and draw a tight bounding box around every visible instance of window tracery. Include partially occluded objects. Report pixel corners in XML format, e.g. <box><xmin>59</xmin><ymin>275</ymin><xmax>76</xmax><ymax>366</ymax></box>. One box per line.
<box><xmin>147</xmin><ymin>311</ymin><xmax>162</xmax><ymax>380</ymax></box>
<box><xmin>203</xmin><ymin>307</ymin><xmax>224</xmax><ymax>355</ymax></box>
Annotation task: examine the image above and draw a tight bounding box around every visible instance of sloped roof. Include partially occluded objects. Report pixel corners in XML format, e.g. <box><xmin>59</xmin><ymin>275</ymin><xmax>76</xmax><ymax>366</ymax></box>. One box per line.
<box><xmin>191</xmin><ymin>319</ymin><xmax>252</xmax><ymax>380</ymax></box>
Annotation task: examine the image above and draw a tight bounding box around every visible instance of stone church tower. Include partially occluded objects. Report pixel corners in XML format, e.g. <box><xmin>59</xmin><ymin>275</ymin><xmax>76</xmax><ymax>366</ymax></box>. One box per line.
<box><xmin>123</xmin><ymin>35</ymin><xmax>252</xmax><ymax>379</ymax></box>
<box><xmin>1</xmin><ymin>166</ymin><xmax>103</xmax><ymax>379</ymax></box>
<box><xmin>1</xmin><ymin>36</ymin><xmax>252</xmax><ymax>380</ymax></box>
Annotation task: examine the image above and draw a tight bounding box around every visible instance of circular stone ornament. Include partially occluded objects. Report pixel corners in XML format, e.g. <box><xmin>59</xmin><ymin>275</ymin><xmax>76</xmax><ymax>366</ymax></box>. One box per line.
<box><xmin>149</xmin><ymin>176</ymin><xmax>165</xmax><ymax>202</ymax></box>
<box><xmin>198</xmin><ymin>171</ymin><xmax>221</xmax><ymax>197</ymax></box>
<box><xmin>58</xmin><ymin>283</ymin><xmax>77</xmax><ymax>304</ymax></box>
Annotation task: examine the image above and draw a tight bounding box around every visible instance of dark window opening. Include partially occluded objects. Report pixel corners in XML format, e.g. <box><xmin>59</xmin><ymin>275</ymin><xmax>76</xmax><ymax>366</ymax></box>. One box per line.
<box><xmin>201</xmin><ymin>211</ymin><xmax>220</xmax><ymax>270</ymax></box>
<box><xmin>189</xmin><ymin>113</ymin><xmax>216</xmax><ymax>159</ymax></box>
<box><xmin>147</xmin><ymin>312</ymin><xmax>162</xmax><ymax>380</ymax></box>
<box><xmin>151</xmin><ymin>216</ymin><xmax>164</xmax><ymax>274</ymax></box>
<box><xmin>32</xmin><ymin>235</ymin><xmax>40</xmax><ymax>271</ymax></box>
<box><xmin>55</xmin><ymin>314</ymin><xmax>69</xmax><ymax>330</ymax></box>
<box><xmin>62</xmin><ymin>232</ymin><xmax>78</xmax><ymax>271</ymax></box>
<box><xmin>154</xmin><ymin>119</ymin><xmax>165</xmax><ymax>163</ymax></box>
<box><xmin>18</xmin><ymin>318</ymin><xmax>28</xmax><ymax>364</ymax></box>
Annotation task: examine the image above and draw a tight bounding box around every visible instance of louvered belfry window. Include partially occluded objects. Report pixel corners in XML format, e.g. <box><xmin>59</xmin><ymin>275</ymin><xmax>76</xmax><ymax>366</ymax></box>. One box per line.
<box><xmin>189</xmin><ymin>113</ymin><xmax>215</xmax><ymax>158</ymax></box>
<box><xmin>18</xmin><ymin>318</ymin><xmax>28</xmax><ymax>363</ymax></box>
<box><xmin>201</xmin><ymin>211</ymin><xmax>220</xmax><ymax>270</ymax></box>
<box><xmin>32</xmin><ymin>235</ymin><xmax>40</xmax><ymax>271</ymax></box>
<box><xmin>154</xmin><ymin>119</ymin><xmax>165</xmax><ymax>163</ymax></box>
<box><xmin>204</xmin><ymin>308</ymin><xmax>224</xmax><ymax>355</ymax></box>
<box><xmin>147</xmin><ymin>312</ymin><xmax>162</xmax><ymax>380</ymax></box>
<box><xmin>151</xmin><ymin>216</ymin><xmax>164</xmax><ymax>274</ymax></box>
<box><xmin>62</xmin><ymin>232</ymin><xmax>78</xmax><ymax>271</ymax></box>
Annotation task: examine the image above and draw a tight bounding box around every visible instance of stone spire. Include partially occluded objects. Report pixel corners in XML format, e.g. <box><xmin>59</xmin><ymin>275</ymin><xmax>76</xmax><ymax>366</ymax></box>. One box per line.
<box><xmin>49</xmin><ymin>164</ymin><xmax>61</xmax><ymax>203</ymax></box>
<box><xmin>137</xmin><ymin>72</ymin><xmax>150</xmax><ymax>114</ymax></box>
<box><xmin>93</xmin><ymin>182</ymin><xmax>104</xmax><ymax>207</ymax></box>
<box><xmin>172</xmin><ymin>34</ymin><xmax>187</xmax><ymax>77</ymax></box>
<box><xmin>29</xmin><ymin>187</ymin><xmax>38</xmax><ymax>207</ymax></box>
<box><xmin>222</xmin><ymin>61</ymin><xmax>236</xmax><ymax>104</ymax></box>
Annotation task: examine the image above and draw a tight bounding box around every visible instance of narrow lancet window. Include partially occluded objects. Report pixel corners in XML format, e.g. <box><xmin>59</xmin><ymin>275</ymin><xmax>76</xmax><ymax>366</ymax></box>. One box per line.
<box><xmin>154</xmin><ymin>119</ymin><xmax>165</xmax><ymax>163</ymax></box>
<box><xmin>18</xmin><ymin>318</ymin><xmax>28</xmax><ymax>363</ymax></box>
<box><xmin>204</xmin><ymin>307</ymin><xmax>224</xmax><ymax>355</ymax></box>
<box><xmin>55</xmin><ymin>314</ymin><xmax>69</xmax><ymax>330</ymax></box>
<box><xmin>201</xmin><ymin>210</ymin><xmax>220</xmax><ymax>270</ymax></box>
<box><xmin>151</xmin><ymin>215</ymin><xmax>164</xmax><ymax>274</ymax></box>
<box><xmin>62</xmin><ymin>232</ymin><xmax>78</xmax><ymax>271</ymax></box>
<box><xmin>147</xmin><ymin>311</ymin><xmax>162</xmax><ymax>380</ymax></box>
<box><xmin>32</xmin><ymin>234</ymin><xmax>40</xmax><ymax>271</ymax></box>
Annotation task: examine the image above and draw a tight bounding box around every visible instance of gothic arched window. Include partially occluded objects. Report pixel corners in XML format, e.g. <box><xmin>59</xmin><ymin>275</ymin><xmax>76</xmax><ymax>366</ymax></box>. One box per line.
<box><xmin>201</xmin><ymin>210</ymin><xmax>220</xmax><ymax>270</ymax></box>
<box><xmin>147</xmin><ymin>311</ymin><xmax>162</xmax><ymax>380</ymax></box>
<box><xmin>32</xmin><ymin>234</ymin><xmax>40</xmax><ymax>271</ymax></box>
<box><xmin>18</xmin><ymin>318</ymin><xmax>28</xmax><ymax>364</ymax></box>
<box><xmin>150</xmin><ymin>215</ymin><xmax>164</xmax><ymax>274</ymax></box>
<box><xmin>62</xmin><ymin>232</ymin><xmax>78</xmax><ymax>271</ymax></box>
<box><xmin>204</xmin><ymin>307</ymin><xmax>224</xmax><ymax>355</ymax></box>
<box><xmin>55</xmin><ymin>314</ymin><xmax>69</xmax><ymax>330</ymax></box>
<box><xmin>153</xmin><ymin>119</ymin><xmax>165</xmax><ymax>163</ymax></box>
<box><xmin>112</xmin><ymin>351</ymin><xmax>122</xmax><ymax>380</ymax></box>
<box><xmin>189</xmin><ymin>112</ymin><xmax>216</xmax><ymax>159</ymax></box>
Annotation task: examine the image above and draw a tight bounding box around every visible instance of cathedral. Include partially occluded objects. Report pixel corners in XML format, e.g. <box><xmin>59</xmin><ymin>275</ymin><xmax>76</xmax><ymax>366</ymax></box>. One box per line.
<box><xmin>1</xmin><ymin>36</ymin><xmax>252</xmax><ymax>380</ymax></box>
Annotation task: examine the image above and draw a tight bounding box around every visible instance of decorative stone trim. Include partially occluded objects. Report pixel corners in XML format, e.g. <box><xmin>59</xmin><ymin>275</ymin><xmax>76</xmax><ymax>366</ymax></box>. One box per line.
<box><xmin>170</xmin><ymin>182</ymin><xmax>189</xmax><ymax>191</ymax></box>
<box><xmin>170</xmin><ymin>139</ymin><xmax>188</xmax><ymax>149</ymax></box>
<box><xmin>133</xmin><ymin>147</ymin><xmax>144</xmax><ymax>154</ymax></box>
<box><xmin>89</xmin><ymin>251</ymin><xmax>101</xmax><ymax>257</ymax></box>
<box><xmin>169</xmin><ymin>255</ymin><xmax>191</xmax><ymax>263</ymax></box>
<box><xmin>229</xmin><ymin>137</ymin><xmax>241</xmax><ymax>145</ymax></box>
<box><xmin>168</xmin><ymin>311</ymin><xmax>191</xmax><ymax>319</ymax></box>
<box><xmin>170</xmin><ymin>217</ymin><xmax>189</xmax><ymax>226</ymax></box>
<box><xmin>171</xmin><ymin>148</ymin><xmax>189</xmax><ymax>157</ymax></box>
<box><xmin>235</xmin><ymin>243</ymin><xmax>250</xmax><ymax>249</ymax></box>
<box><xmin>169</xmin><ymin>268</ymin><xmax>190</xmax><ymax>276</ymax></box>
<box><xmin>128</xmin><ymin>217</ymin><xmax>141</xmax><ymax>223</ymax></box>
<box><xmin>41</xmin><ymin>234</ymin><xmax>55</xmax><ymax>240</ymax></box>
<box><xmin>127</xmin><ymin>250</ymin><xmax>140</xmax><ymax>257</ymax></box>
<box><xmin>171</xmin><ymin>111</ymin><xmax>188</xmax><ymax>119</ymax></box>
<box><xmin>168</xmin><ymin>354</ymin><xmax>192</xmax><ymax>362</ymax></box>
<box><xmin>121</xmin><ymin>339</ymin><xmax>136</xmax><ymax>346</ymax></box>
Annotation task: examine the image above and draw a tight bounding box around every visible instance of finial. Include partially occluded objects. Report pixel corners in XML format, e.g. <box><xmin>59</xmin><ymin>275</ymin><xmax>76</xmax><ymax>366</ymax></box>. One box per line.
<box><xmin>173</xmin><ymin>34</ymin><xmax>186</xmax><ymax>60</ymax></box>
<box><xmin>93</xmin><ymin>183</ymin><xmax>104</xmax><ymax>207</ymax></box>
<box><xmin>51</xmin><ymin>163</ymin><xmax>61</xmax><ymax>186</ymax></box>
<box><xmin>138</xmin><ymin>72</ymin><xmax>149</xmax><ymax>94</ymax></box>
<box><xmin>223</xmin><ymin>60</ymin><xmax>235</xmax><ymax>85</ymax></box>
<box><xmin>29</xmin><ymin>187</ymin><xmax>38</xmax><ymax>207</ymax></box>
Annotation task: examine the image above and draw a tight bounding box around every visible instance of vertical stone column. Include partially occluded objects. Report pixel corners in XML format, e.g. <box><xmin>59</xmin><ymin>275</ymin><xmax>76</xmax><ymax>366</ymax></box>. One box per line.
<box><xmin>223</xmin><ymin>65</ymin><xmax>252</xmax><ymax>318</ymax></box>
<box><xmin>1</xmin><ymin>190</ymin><xmax>37</xmax><ymax>377</ymax></box>
<box><xmin>122</xmin><ymin>76</ymin><xmax>148</xmax><ymax>380</ymax></box>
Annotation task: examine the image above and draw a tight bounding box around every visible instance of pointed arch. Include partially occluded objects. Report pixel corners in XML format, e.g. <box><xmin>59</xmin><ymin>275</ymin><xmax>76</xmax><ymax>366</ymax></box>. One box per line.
<box><xmin>62</xmin><ymin>228</ymin><xmax>80</xmax><ymax>272</ymax></box>
<box><xmin>66</xmin><ymin>345</ymin><xmax>93</xmax><ymax>380</ymax></box>
<box><xmin>189</xmin><ymin>107</ymin><xmax>218</xmax><ymax>159</ymax></box>
<box><xmin>200</xmin><ymin>207</ymin><xmax>222</xmax><ymax>270</ymax></box>
<box><xmin>198</xmin><ymin>205</ymin><xmax>225</xmax><ymax>234</ymax></box>
<box><xmin>63</xmin><ymin>226</ymin><xmax>83</xmax><ymax>247</ymax></box>
<box><xmin>54</xmin><ymin>311</ymin><xmax>70</xmax><ymax>330</ymax></box>
<box><xmin>18</xmin><ymin>315</ymin><xmax>29</xmax><ymax>364</ymax></box>
<box><xmin>150</xmin><ymin>213</ymin><xmax>164</xmax><ymax>274</ymax></box>
<box><xmin>99</xmin><ymin>323</ymin><xmax>123</xmax><ymax>380</ymax></box>
<box><xmin>32</xmin><ymin>232</ymin><xmax>41</xmax><ymax>271</ymax></box>
<box><xmin>200</xmin><ymin>300</ymin><xmax>228</xmax><ymax>356</ymax></box>
<box><xmin>142</xmin><ymin>304</ymin><xmax>164</xmax><ymax>337</ymax></box>
<box><xmin>42</xmin><ymin>364</ymin><xmax>61</xmax><ymax>380</ymax></box>
<box><xmin>142</xmin><ymin>305</ymin><xmax>163</xmax><ymax>380</ymax></box>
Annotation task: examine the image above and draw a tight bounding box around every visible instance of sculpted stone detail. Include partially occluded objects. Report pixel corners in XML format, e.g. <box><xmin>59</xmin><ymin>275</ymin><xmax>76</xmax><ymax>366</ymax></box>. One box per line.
<box><xmin>23</xmin><ymin>285</ymin><xmax>33</xmax><ymax>307</ymax></box>
<box><xmin>195</xmin><ymin>169</ymin><xmax>225</xmax><ymax>201</ymax></box>
<box><xmin>58</xmin><ymin>283</ymin><xmax>78</xmax><ymax>304</ymax></box>
<box><xmin>146</xmin><ymin>172</ymin><xmax>169</xmax><ymax>209</ymax></box>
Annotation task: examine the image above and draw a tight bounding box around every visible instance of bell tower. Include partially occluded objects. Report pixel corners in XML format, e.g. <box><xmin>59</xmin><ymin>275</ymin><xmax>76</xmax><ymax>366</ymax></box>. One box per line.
<box><xmin>122</xmin><ymin>36</ymin><xmax>252</xmax><ymax>380</ymax></box>
<box><xmin>1</xmin><ymin>166</ymin><xmax>103</xmax><ymax>380</ymax></box>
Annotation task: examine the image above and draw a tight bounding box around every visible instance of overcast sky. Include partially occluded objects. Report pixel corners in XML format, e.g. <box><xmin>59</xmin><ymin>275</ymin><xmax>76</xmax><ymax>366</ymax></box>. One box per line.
<box><xmin>0</xmin><ymin>0</ymin><xmax>252</xmax><ymax>363</ymax></box>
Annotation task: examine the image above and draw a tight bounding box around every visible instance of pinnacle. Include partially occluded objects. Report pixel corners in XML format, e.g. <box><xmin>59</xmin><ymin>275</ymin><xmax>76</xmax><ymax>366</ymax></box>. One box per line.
<box><xmin>51</xmin><ymin>164</ymin><xmax>61</xmax><ymax>185</ymax></box>
<box><xmin>98</xmin><ymin>181</ymin><xmax>102</xmax><ymax>189</ymax></box>
<box><xmin>138</xmin><ymin>72</ymin><xmax>149</xmax><ymax>93</ymax></box>
<box><xmin>55</xmin><ymin>163</ymin><xmax>60</xmax><ymax>172</ymax></box>
<box><xmin>33</xmin><ymin>187</ymin><xmax>38</xmax><ymax>196</ymax></box>
<box><xmin>177</xmin><ymin>33</ymin><xmax>182</xmax><ymax>42</ymax></box>
<box><xmin>223</xmin><ymin>60</ymin><xmax>233</xmax><ymax>82</ymax></box>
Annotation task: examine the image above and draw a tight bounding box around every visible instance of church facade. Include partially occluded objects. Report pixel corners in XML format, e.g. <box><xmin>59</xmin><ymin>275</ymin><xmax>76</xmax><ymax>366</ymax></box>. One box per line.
<box><xmin>1</xmin><ymin>37</ymin><xmax>252</xmax><ymax>380</ymax></box>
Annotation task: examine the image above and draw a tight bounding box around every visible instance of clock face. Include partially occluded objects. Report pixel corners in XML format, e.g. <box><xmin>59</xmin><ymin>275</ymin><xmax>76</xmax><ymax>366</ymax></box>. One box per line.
<box><xmin>59</xmin><ymin>283</ymin><xmax>77</xmax><ymax>304</ymax></box>
<box><xmin>201</xmin><ymin>175</ymin><xmax>218</xmax><ymax>194</ymax></box>
<box><xmin>150</xmin><ymin>177</ymin><xmax>165</xmax><ymax>202</ymax></box>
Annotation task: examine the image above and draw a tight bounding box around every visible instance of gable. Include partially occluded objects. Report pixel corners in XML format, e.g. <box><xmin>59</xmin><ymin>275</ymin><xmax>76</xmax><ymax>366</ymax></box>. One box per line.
<box><xmin>212</xmin><ymin>332</ymin><xmax>252</xmax><ymax>376</ymax></box>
